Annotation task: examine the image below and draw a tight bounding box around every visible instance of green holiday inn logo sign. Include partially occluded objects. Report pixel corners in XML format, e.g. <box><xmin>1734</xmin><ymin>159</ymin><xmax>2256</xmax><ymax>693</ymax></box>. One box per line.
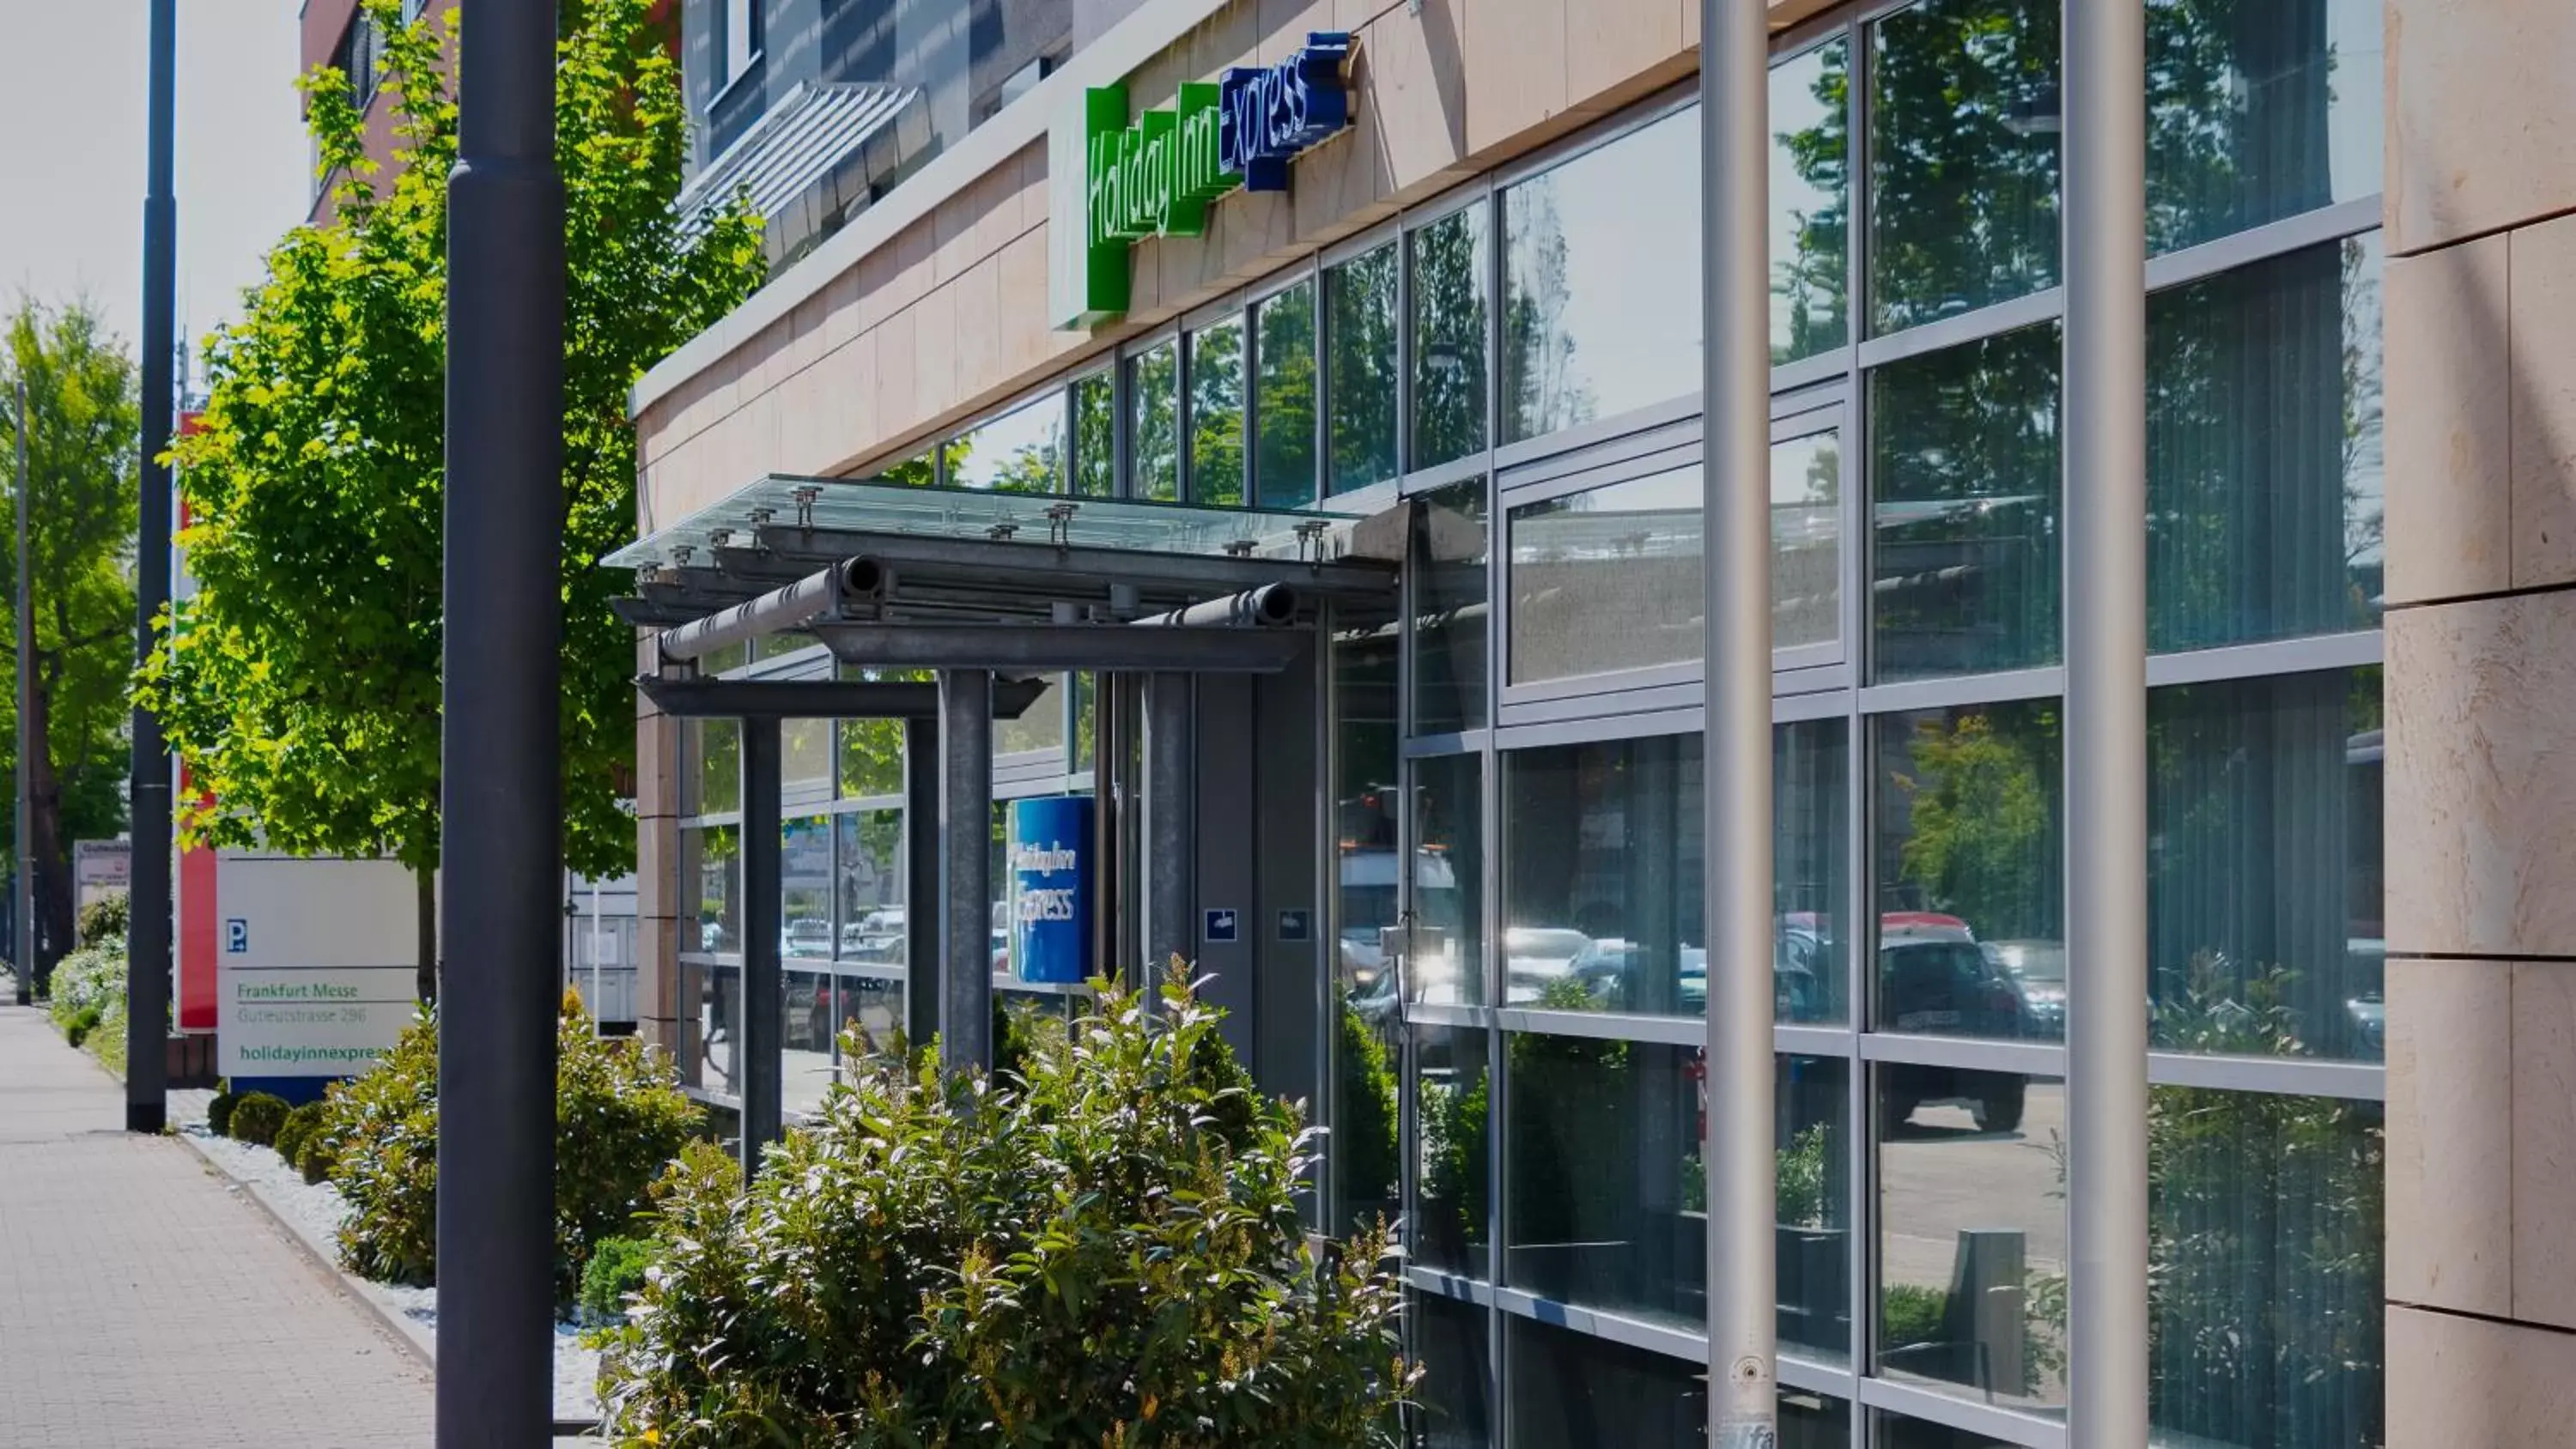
<box><xmin>1049</xmin><ymin>33</ymin><xmax>1355</xmax><ymax>330</ymax></box>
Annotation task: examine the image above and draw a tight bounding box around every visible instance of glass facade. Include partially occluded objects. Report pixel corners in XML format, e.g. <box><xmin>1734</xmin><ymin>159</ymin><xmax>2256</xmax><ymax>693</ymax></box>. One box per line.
<box><xmin>665</xmin><ymin>3</ymin><xmax>2388</xmax><ymax>1443</ymax></box>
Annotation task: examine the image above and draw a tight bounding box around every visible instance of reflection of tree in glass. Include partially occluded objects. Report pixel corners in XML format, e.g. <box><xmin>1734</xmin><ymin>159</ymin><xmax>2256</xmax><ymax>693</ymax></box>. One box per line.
<box><xmin>1410</xmin><ymin>206</ymin><xmax>1491</xmax><ymax>470</ymax></box>
<box><xmin>1071</xmin><ymin>373</ymin><xmax>1116</xmax><ymax>498</ymax></box>
<box><xmin>1129</xmin><ymin>342</ymin><xmax>1180</xmax><ymax>501</ymax></box>
<box><xmin>2146</xmin><ymin>0</ymin><xmax>2358</xmax><ymax>254</ymax></box>
<box><xmin>1502</xmin><ymin>179</ymin><xmax>1594</xmax><ymax>440</ymax></box>
<box><xmin>1865</xmin><ymin>0</ymin><xmax>2061</xmax><ymax>333</ymax></box>
<box><xmin>1188</xmin><ymin>319</ymin><xmax>1245</xmax><ymax>506</ymax></box>
<box><xmin>696</xmin><ymin>719</ymin><xmax>742</xmax><ymax>814</ymax></box>
<box><xmin>1254</xmin><ymin>282</ymin><xmax>1319</xmax><ymax>509</ymax></box>
<box><xmin>1326</xmin><ymin>244</ymin><xmax>1400</xmax><ymax>493</ymax></box>
<box><xmin>1890</xmin><ymin>710</ymin><xmax>2059</xmax><ymax>941</ymax></box>
<box><xmin>1776</xmin><ymin>39</ymin><xmax>1850</xmax><ymax>363</ymax></box>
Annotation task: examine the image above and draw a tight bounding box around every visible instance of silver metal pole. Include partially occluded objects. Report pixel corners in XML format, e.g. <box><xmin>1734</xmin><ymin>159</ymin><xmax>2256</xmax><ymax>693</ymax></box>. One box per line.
<box><xmin>938</xmin><ymin>669</ymin><xmax>993</xmax><ymax>1071</ymax></box>
<box><xmin>2064</xmin><ymin>0</ymin><xmax>2149</xmax><ymax>1441</ymax></box>
<box><xmin>1700</xmin><ymin>0</ymin><xmax>1775</xmax><ymax>1440</ymax></box>
<box><xmin>738</xmin><ymin>718</ymin><xmax>782</xmax><ymax>1171</ymax></box>
<box><xmin>1142</xmin><ymin>671</ymin><xmax>1193</xmax><ymax>980</ymax></box>
<box><xmin>14</xmin><ymin>371</ymin><xmax>32</xmax><ymax>1007</ymax></box>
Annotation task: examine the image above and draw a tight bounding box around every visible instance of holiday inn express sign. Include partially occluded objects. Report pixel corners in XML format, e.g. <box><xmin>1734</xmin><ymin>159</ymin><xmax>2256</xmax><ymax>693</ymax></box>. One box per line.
<box><xmin>1049</xmin><ymin>33</ymin><xmax>1355</xmax><ymax>330</ymax></box>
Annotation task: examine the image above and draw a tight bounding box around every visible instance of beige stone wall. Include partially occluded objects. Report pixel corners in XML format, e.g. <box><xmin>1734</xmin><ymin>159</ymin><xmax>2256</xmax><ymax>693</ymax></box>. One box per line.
<box><xmin>2383</xmin><ymin>0</ymin><xmax>2576</xmax><ymax>1437</ymax></box>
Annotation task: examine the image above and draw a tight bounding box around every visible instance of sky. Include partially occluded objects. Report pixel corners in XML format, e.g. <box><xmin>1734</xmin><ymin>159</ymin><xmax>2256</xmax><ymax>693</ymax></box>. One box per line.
<box><xmin>0</xmin><ymin>2</ymin><xmax>309</xmax><ymax>384</ymax></box>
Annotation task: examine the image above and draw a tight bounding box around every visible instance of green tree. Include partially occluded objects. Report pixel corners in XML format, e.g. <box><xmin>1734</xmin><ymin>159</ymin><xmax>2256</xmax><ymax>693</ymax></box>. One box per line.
<box><xmin>1891</xmin><ymin>711</ymin><xmax>2055</xmax><ymax>939</ymax></box>
<box><xmin>137</xmin><ymin>0</ymin><xmax>763</xmax><ymax>999</ymax></box>
<box><xmin>0</xmin><ymin>300</ymin><xmax>139</xmax><ymax>983</ymax></box>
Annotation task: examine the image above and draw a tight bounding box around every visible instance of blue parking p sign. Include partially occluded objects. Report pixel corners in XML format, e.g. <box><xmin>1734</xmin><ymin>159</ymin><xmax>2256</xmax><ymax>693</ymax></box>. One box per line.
<box><xmin>1204</xmin><ymin>908</ymin><xmax>1239</xmax><ymax>943</ymax></box>
<box><xmin>225</xmin><ymin>919</ymin><xmax>249</xmax><ymax>954</ymax></box>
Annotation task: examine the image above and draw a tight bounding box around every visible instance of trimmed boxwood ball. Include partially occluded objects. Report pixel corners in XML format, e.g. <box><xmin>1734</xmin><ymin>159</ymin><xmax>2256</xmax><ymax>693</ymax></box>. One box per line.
<box><xmin>594</xmin><ymin>967</ymin><xmax>1417</xmax><ymax>1447</ymax></box>
<box><xmin>206</xmin><ymin>1089</ymin><xmax>240</xmax><ymax>1137</ymax></box>
<box><xmin>578</xmin><ymin>1236</ymin><xmax>655</xmax><ymax>1327</ymax></box>
<box><xmin>296</xmin><ymin>1136</ymin><xmax>337</xmax><ymax>1187</ymax></box>
<box><xmin>228</xmin><ymin>1092</ymin><xmax>291</xmax><ymax>1148</ymax></box>
<box><xmin>273</xmin><ymin>1101</ymin><xmax>326</xmax><ymax>1167</ymax></box>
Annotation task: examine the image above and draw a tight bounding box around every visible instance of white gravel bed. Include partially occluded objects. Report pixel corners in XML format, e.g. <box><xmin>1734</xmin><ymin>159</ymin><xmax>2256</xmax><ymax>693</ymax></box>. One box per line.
<box><xmin>173</xmin><ymin>1092</ymin><xmax>605</xmax><ymax>1423</ymax></box>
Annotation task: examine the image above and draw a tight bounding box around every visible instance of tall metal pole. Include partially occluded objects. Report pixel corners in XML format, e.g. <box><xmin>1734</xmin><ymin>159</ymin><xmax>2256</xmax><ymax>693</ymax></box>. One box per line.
<box><xmin>738</xmin><ymin>718</ymin><xmax>782</xmax><ymax>1173</ymax></box>
<box><xmin>2064</xmin><ymin>0</ymin><xmax>2149</xmax><ymax>1442</ymax></box>
<box><xmin>902</xmin><ymin>715</ymin><xmax>940</xmax><ymax>1049</ymax></box>
<box><xmin>1700</xmin><ymin>0</ymin><xmax>1775</xmax><ymax>1440</ymax></box>
<box><xmin>125</xmin><ymin>0</ymin><xmax>177</xmax><ymax>1131</ymax></box>
<box><xmin>938</xmin><ymin>669</ymin><xmax>993</xmax><ymax>1071</ymax></box>
<box><xmin>438</xmin><ymin>0</ymin><xmax>564</xmax><ymax>1440</ymax></box>
<box><xmin>14</xmin><ymin>371</ymin><xmax>33</xmax><ymax>1008</ymax></box>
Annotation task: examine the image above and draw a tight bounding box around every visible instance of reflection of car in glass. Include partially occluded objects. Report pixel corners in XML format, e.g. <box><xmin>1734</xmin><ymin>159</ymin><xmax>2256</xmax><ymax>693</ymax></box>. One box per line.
<box><xmin>1878</xmin><ymin>914</ymin><xmax>2028</xmax><ymax>1133</ymax></box>
<box><xmin>2346</xmin><ymin>938</ymin><xmax>2385</xmax><ymax>1059</ymax></box>
<box><xmin>1982</xmin><ymin>939</ymin><xmax>2064</xmax><ymax>1035</ymax></box>
<box><xmin>1338</xmin><ymin>847</ymin><xmax>1462</xmax><ymax>1009</ymax></box>
<box><xmin>1504</xmin><ymin>927</ymin><xmax>1594</xmax><ymax>1003</ymax></box>
<box><xmin>783</xmin><ymin>919</ymin><xmax>832</xmax><ymax>958</ymax></box>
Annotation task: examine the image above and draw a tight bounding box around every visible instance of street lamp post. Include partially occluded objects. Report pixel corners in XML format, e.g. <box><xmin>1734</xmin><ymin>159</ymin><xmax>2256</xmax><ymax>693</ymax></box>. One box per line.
<box><xmin>436</xmin><ymin>0</ymin><xmax>566</xmax><ymax>1442</ymax></box>
<box><xmin>14</xmin><ymin>370</ymin><xmax>32</xmax><ymax>1009</ymax></box>
<box><xmin>126</xmin><ymin>0</ymin><xmax>177</xmax><ymax>1132</ymax></box>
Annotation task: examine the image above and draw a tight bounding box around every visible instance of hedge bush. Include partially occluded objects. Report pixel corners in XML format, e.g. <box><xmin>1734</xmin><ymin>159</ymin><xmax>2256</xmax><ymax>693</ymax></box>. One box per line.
<box><xmin>46</xmin><ymin>946</ymin><xmax>125</xmax><ymax>1034</ymax></box>
<box><xmin>595</xmin><ymin>972</ymin><xmax>1415</xmax><ymax>1448</ymax></box>
<box><xmin>76</xmin><ymin>890</ymin><xmax>130</xmax><ymax>949</ymax></box>
<box><xmin>274</xmin><ymin>1102</ymin><xmax>326</xmax><ymax>1167</ymax></box>
<box><xmin>207</xmin><ymin>1089</ymin><xmax>241</xmax><ymax>1137</ymax></box>
<box><xmin>578</xmin><ymin>1236</ymin><xmax>655</xmax><ymax>1328</ymax></box>
<box><xmin>229</xmin><ymin>1092</ymin><xmax>291</xmax><ymax>1148</ymax></box>
<box><xmin>297</xmin><ymin>1136</ymin><xmax>337</xmax><ymax>1186</ymax></box>
<box><xmin>64</xmin><ymin>1004</ymin><xmax>102</xmax><ymax>1048</ymax></box>
<box><xmin>325</xmin><ymin>993</ymin><xmax>700</xmax><ymax>1302</ymax></box>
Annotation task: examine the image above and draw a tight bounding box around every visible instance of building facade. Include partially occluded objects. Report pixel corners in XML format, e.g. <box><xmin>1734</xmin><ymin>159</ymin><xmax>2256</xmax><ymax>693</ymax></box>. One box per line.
<box><xmin>623</xmin><ymin>0</ymin><xmax>2576</xmax><ymax>1443</ymax></box>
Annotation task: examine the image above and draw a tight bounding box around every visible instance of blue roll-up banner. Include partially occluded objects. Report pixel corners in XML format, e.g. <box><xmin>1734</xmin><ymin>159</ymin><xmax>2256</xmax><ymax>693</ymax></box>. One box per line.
<box><xmin>1010</xmin><ymin>797</ymin><xmax>1095</xmax><ymax>985</ymax></box>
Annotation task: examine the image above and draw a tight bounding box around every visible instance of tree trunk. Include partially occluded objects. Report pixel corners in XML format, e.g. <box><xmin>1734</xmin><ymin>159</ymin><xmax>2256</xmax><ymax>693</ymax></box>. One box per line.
<box><xmin>24</xmin><ymin>671</ymin><xmax>72</xmax><ymax>989</ymax></box>
<box><xmin>416</xmin><ymin>862</ymin><xmax>438</xmax><ymax>1007</ymax></box>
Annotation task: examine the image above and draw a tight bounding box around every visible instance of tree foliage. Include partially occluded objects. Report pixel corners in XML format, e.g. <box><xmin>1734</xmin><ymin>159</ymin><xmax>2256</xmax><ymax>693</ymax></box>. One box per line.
<box><xmin>137</xmin><ymin>0</ymin><xmax>763</xmax><ymax>927</ymax></box>
<box><xmin>0</xmin><ymin>300</ymin><xmax>139</xmax><ymax>979</ymax></box>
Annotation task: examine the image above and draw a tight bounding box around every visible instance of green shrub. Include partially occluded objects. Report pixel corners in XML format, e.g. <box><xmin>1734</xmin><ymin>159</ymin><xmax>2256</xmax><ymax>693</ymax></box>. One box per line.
<box><xmin>595</xmin><ymin>973</ymin><xmax>1414</xmax><ymax>1448</ymax></box>
<box><xmin>274</xmin><ymin>1102</ymin><xmax>326</xmax><ymax>1167</ymax></box>
<box><xmin>76</xmin><ymin>890</ymin><xmax>130</xmax><ymax>949</ymax></box>
<box><xmin>326</xmin><ymin>993</ymin><xmax>701</xmax><ymax>1301</ymax></box>
<box><xmin>578</xmin><ymin>1236</ymin><xmax>656</xmax><ymax>1327</ymax></box>
<box><xmin>1334</xmin><ymin>996</ymin><xmax>1400</xmax><ymax>1223</ymax></box>
<box><xmin>64</xmin><ymin>1004</ymin><xmax>102</xmax><ymax>1048</ymax></box>
<box><xmin>1880</xmin><ymin>1283</ymin><xmax>1949</xmax><ymax>1349</ymax></box>
<box><xmin>229</xmin><ymin>1092</ymin><xmax>291</xmax><ymax>1148</ymax></box>
<box><xmin>207</xmin><ymin>1089</ymin><xmax>241</xmax><ymax>1137</ymax></box>
<box><xmin>297</xmin><ymin>1136</ymin><xmax>337</xmax><ymax>1186</ymax></box>
<box><xmin>46</xmin><ymin>946</ymin><xmax>125</xmax><ymax>1033</ymax></box>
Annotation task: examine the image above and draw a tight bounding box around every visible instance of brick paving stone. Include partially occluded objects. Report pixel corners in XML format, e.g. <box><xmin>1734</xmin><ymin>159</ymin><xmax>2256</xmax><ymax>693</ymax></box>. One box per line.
<box><xmin>0</xmin><ymin>1003</ymin><xmax>434</xmax><ymax>1448</ymax></box>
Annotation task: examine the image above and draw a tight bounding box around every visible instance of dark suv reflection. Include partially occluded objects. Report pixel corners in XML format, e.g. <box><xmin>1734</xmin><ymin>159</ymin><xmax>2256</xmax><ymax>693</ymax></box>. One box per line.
<box><xmin>1878</xmin><ymin>915</ymin><xmax>2032</xmax><ymax>1133</ymax></box>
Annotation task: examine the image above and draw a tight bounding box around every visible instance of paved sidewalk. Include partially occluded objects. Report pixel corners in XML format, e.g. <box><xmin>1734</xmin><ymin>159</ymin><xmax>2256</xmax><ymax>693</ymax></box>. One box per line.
<box><xmin>0</xmin><ymin>1003</ymin><xmax>433</xmax><ymax>1448</ymax></box>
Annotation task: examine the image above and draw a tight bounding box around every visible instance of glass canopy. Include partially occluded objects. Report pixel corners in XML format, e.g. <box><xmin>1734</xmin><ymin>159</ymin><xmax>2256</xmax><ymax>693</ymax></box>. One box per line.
<box><xmin>607</xmin><ymin>474</ymin><xmax>1361</xmax><ymax>572</ymax></box>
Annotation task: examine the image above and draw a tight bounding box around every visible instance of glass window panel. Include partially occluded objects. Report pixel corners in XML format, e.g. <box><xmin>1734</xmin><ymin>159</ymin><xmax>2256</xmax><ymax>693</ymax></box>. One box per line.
<box><xmin>1412</xmin><ymin>1024</ymin><xmax>1490</xmax><ymax>1276</ymax></box>
<box><xmin>693</xmin><ymin>962</ymin><xmax>741</xmax><ymax>1094</ymax></box>
<box><xmin>1413</xmin><ymin>480</ymin><xmax>1490</xmax><ymax>735</ymax></box>
<box><xmin>682</xmin><ymin>823</ymin><xmax>741</xmax><ymax>955</ymax></box>
<box><xmin>949</xmin><ymin>391</ymin><xmax>1065</xmax><ymax>494</ymax></box>
<box><xmin>1331</xmin><ymin>607</ymin><xmax>1400</xmax><ymax>1233</ymax></box>
<box><xmin>1070</xmin><ymin>370</ymin><xmax>1116</xmax><ymax>498</ymax></box>
<box><xmin>1072</xmin><ymin>672</ymin><xmax>1097</xmax><ymax>772</ymax></box>
<box><xmin>1504</xmin><ymin>1315</ymin><xmax>1704</xmax><ymax>1448</ymax></box>
<box><xmin>1187</xmin><ymin>318</ymin><xmax>1246</xmax><ymax>506</ymax></box>
<box><xmin>1502</xmin><ymin>107</ymin><xmax>1700</xmax><ymax>441</ymax></box>
<box><xmin>1411</xmin><ymin>204</ymin><xmax>1492</xmax><ymax>470</ymax></box>
<box><xmin>2148</xmin><ymin>668</ymin><xmax>2384</xmax><ymax>1059</ymax></box>
<box><xmin>1410</xmin><ymin>1291</ymin><xmax>1493</xmax><ymax>1449</ymax></box>
<box><xmin>1779</xmin><ymin>1388</ymin><xmax>1852</xmax><ymax>1449</ymax></box>
<box><xmin>754</xmin><ymin>631</ymin><xmax>808</xmax><ymax>661</ymax></box>
<box><xmin>691</xmin><ymin>718</ymin><xmax>740</xmax><ymax>815</ymax></box>
<box><xmin>698</xmin><ymin>640</ymin><xmax>750</xmax><ymax>676</ymax></box>
<box><xmin>2148</xmin><ymin>236</ymin><xmax>2384</xmax><ymax>652</ymax></box>
<box><xmin>1873</xmin><ymin>700</ymin><xmax>2065</xmax><ymax>1041</ymax></box>
<box><xmin>994</xmin><ymin>676</ymin><xmax>1065</xmax><ymax>757</ymax></box>
<box><xmin>1507</xmin><ymin>465</ymin><xmax>1704</xmax><ymax>687</ymax></box>
<box><xmin>782</xmin><ymin>814</ymin><xmax>832</xmax><ymax>961</ymax></box>
<box><xmin>1777</xmin><ymin>718</ymin><xmax>1850</xmax><ymax>1025</ymax></box>
<box><xmin>2148</xmin><ymin>1089</ymin><xmax>2384</xmax><ymax>1446</ymax></box>
<box><xmin>835</xmin><ymin>810</ymin><xmax>903</xmax><ymax>965</ymax></box>
<box><xmin>1869</xmin><ymin>1413</ymin><xmax>2020</xmax><ymax>1449</ymax></box>
<box><xmin>1774</xmin><ymin>427</ymin><xmax>1842</xmax><ymax>652</ymax></box>
<box><xmin>1327</xmin><ymin>240</ymin><xmax>1400</xmax><ymax>494</ymax></box>
<box><xmin>1876</xmin><ymin>1069</ymin><xmax>2068</xmax><ymax>1415</ymax></box>
<box><xmin>2146</xmin><ymin>0</ymin><xmax>2384</xmax><ymax>255</ymax></box>
<box><xmin>1870</xmin><ymin>322</ymin><xmax>2063</xmax><ymax>680</ymax></box>
<box><xmin>837</xmin><ymin>715</ymin><xmax>903</xmax><ymax>800</ymax></box>
<box><xmin>1409</xmin><ymin>753</ymin><xmax>1484</xmax><ymax>1008</ymax></box>
<box><xmin>1253</xmin><ymin>281</ymin><xmax>1321</xmax><ymax>509</ymax></box>
<box><xmin>784</xmin><ymin>967</ymin><xmax>835</xmax><ymax>1114</ymax></box>
<box><xmin>1127</xmin><ymin>340</ymin><xmax>1180</xmax><ymax>501</ymax></box>
<box><xmin>781</xmin><ymin>718</ymin><xmax>832</xmax><ymax>807</ymax></box>
<box><xmin>1772</xmin><ymin>39</ymin><xmax>1851</xmax><ymax>365</ymax></box>
<box><xmin>1504</xmin><ymin>733</ymin><xmax>1702</xmax><ymax>1016</ymax></box>
<box><xmin>1868</xmin><ymin>0</ymin><xmax>2063</xmax><ymax>334</ymax></box>
<box><xmin>833</xmin><ymin>973</ymin><xmax>905</xmax><ymax>1059</ymax></box>
<box><xmin>880</xmin><ymin>449</ymin><xmax>939</xmax><ymax>488</ymax></box>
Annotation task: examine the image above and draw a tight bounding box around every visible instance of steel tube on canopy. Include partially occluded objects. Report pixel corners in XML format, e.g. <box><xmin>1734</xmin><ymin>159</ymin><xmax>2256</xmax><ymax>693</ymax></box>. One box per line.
<box><xmin>1700</xmin><ymin>0</ymin><xmax>1775</xmax><ymax>1440</ymax></box>
<box><xmin>438</xmin><ymin>0</ymin><xmax>566</xmax><ymax>1438</ymax></box>
<box><xmin>2064</xmin><ymin>0</ymin><xmax>2151</xmax><ymax>1441</ymax></box>
<box><xmin>656</xmin><ymin>557</ymin><xmax>881</xmax><ymax>664</ymax></box>
<box><xmin>738</xmin><ymin>718</ymin><xmax>783</xmax><ymax>1173</ymax></box>
<box><xmin>1141</xmin><ymin>672</ymin><xmax>1194</xmax><ymax>981</ymax></box>
<box><xmin>1132</xmin><ymin>583</ymin><xmax>1301</xmax><ymax>629</ymax></box>
<box><xmin>938</xmin><ymin>670</ymin><xmax>993</xmax><ymax>1071</ymax></box>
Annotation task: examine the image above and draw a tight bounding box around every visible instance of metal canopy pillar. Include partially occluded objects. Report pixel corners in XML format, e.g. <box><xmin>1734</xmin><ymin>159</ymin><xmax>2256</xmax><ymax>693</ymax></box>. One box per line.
<box><xmin>738</xmin><ymin>718</ymin><xmax>783</xmax><ymax>1172</ymax></box>
<box><xmin>126</xmin><ymin>0</ymin><xmax>176</xmax><ymax>1134</ymax></box>
<box><xmin>1142</xmin><ymin>672</ymin><xmax>1194</xmax><ymax>982</ymax></box>
<box><xmin>903</xmin><ymin>715</ymin><xmax>940</xmax><ymax>1050</ymax></box>
<box><xmin>938</xmin><ymin>670</ymin><xmax>993</xmax><ymax>1071</ymax></box>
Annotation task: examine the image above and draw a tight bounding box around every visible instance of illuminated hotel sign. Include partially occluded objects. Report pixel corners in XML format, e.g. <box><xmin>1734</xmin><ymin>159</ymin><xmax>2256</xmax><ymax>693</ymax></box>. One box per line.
<box><xmin>1049</xmin><ymin>33</ymin><xmax>1355</xmax><ymax>330</ymax></box>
